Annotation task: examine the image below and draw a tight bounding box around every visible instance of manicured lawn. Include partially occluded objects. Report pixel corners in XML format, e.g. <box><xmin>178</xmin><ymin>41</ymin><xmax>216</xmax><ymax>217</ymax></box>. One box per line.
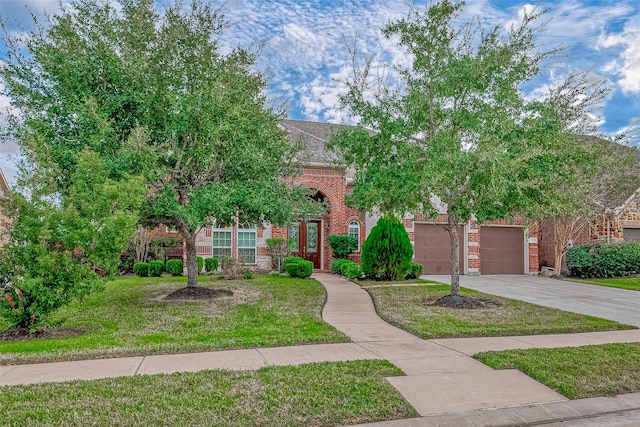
<box><xmin>367</xmin><ymin>285</ymin><xmax>635</xmax><ymax>339</ymax></box>
<box><xmin>0</xmin><ymin>360</ymin><xmax>417</xmax><ymax>426</ymax></box>
<box><xmin>571</xmin><ymin>277</ymin><xmax>640</xmax><ymax>291</ymax></box>
<box><xmin>476</xmin><ymin>343</ymin><xmax>640</xmax><ymax>399</ymax></box>
<box><xmin>0</xmin><ymin>275</ymin><xmax>348</xmax><ymax>365</ymax></box>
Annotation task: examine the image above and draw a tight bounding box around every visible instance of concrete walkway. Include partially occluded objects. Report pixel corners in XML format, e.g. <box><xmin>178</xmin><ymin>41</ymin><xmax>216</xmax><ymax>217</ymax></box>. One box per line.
<box><xmin>422</xmin><ymin>274</ymin><xmax>640</xmax><ymax>327</ymax></box>
<box><xmin>3</xmin><ymin>273</ymin><xmax>640</xmax><ymax>426</ymax></box>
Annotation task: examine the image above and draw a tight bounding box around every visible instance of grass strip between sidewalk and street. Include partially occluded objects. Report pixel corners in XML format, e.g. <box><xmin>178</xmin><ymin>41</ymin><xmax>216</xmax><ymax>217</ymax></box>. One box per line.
<box><xmin>0</xmin><ymin>360</ymin><xmax>417</xmax><ymax>426</ymax></box>
<box><xmin>0</xmin><ymin>275</ymin><xmax>348</xmax><ymax>365</ymax></box>
<box><xmin>367</xmin><ymin>284</ymin><xmax>635</xmax><ymax>339</ymax></box>
<box><xmin>570</xmin><ymin>277</ymin><xmax>640</xmax><ymax>291</ymax></box>
<box><xmin>475</xmin><ymin>343</ymin><xmax>640</xmax><ymax>399</ymax></box>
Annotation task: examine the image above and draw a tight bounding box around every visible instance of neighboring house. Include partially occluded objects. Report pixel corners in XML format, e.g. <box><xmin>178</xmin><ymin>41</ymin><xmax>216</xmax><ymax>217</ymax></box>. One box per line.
<box><xmin>0</xmin><ymin>168</ymin><xmax>11</xmax><ymax>246</ymax></box>
<box><xmin>191</xmin><ymin>120</ymin><xmax>540</xmax><ymax>275</ymax></box>
<box><xmin>537</xmin><ymin>139</ymin><xmax>640</xmax><ymax>271</ymax></box>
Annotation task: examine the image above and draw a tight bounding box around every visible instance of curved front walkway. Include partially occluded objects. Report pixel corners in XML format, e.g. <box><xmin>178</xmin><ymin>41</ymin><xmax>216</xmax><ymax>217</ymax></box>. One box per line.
<box><xmin>317</xmin><ymin>273</ymin><xmax>567</xmax><ymax>417</ymax></box>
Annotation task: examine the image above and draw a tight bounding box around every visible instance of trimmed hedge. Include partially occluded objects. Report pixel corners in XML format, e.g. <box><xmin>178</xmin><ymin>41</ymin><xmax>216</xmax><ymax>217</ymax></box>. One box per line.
<box><xmin>331</xmin><ymin>258</ymin><xmax>363</xmax><ymax>280</ymax></box>
<box><xmin>166</xmin><ymin>259</ymin><xmax>183</xmax><ymax>276</ymax></box>
<box><xmin>133</xmin><ymin>262</ymin><xmax>149</xmax><ymax>277</ymax></box>
<box><xmin>284</xmin><ymin>257</ymin><xmax>313</xmax><ymax>278</ymax></box>
<box><xmin>331</xmin><ymin>259</ymin><xmax>352</xmax><ymax>275</ymax></box>
<box><xmin>566</xmin><ymin>242</ymin><xmax>640</xmax><ymax>278</ymax></box>
<box><xmin>197</xmin><ymin>256</ymin><xmax>204</xmax><ymax>273</ymax></box>
<box><xmin>343</xmin><ymin>262</ymin><xmax>363</xmax><ymax>280</ymax></box>
<box><xmin>148</xmin><ymin>260</ymin><xmax>165</xmax><ymax>277</ymax></box>
<box><xmin>204</xmin><ymin>257</ymin><xmax>219</xmax><ymax>273</ymax></box>
<box><xmin>328</xmin><ymin>234</ymin><xmax>358</xmax><ymax>259</ymax></box>
<box><xmin>405</xmin><ymin>263</ymin><xmax>423</xmax><ymax>279</ymax></box>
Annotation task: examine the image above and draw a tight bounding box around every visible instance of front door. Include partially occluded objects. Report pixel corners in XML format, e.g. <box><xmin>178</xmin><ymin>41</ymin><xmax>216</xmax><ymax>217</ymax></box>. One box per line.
<box><xmin>290</xmin><ymin>221</ymin><xmax>322</xmax><ymax>269</ymax></box>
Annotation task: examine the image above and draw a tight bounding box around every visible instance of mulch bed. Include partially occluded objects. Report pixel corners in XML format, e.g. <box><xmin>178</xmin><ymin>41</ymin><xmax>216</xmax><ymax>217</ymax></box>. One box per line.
<box><xmin>426</xmin><ymin>294</ymin><xmax>501</xmax><ymax>309</ymax></box>
<box><xmin>0</xmin><ymin>327</ymin><xmax>86</xmax><ymax>341</ymax></box>
<box><xmin>164</xmin><ymin>286</ymin><xmax>234</xmax><ymax>301</ymax></box>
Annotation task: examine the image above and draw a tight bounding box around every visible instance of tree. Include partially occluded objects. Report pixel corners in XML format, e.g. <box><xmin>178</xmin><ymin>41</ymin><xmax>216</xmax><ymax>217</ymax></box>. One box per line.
<box><xmin>1</xmin><ymin>0</ymin><xmax>321</xmax><ymax>288</ymax></box>
<box><xmin>0</xmin><ymin>150</ymin><xmax>144</xmax><ymax>329</ymax></box>
<box><xmin>545</xmin><ymin>139</ymin><xmax>640</xmax><ymax>275</ymax></box>
<box><xmin>330</xmin><ymin>1</ymin><xmax>611</xmax><ymax>304</ymax></box>
<box><xmin>361</xmin><ymin>216</ymin><xmax>413</xmax><ymax>280</ymax></box>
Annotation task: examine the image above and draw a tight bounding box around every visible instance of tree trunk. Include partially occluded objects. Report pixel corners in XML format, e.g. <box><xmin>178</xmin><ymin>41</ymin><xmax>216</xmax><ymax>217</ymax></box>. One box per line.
<box><xmin>183</xmin><ymin>231</ymin><xmax>199</xmax><ymax>287</ymax></box>
<box><xmin>447</xmin><ymin>214</ymin><xmax>461</xmax><ymax>296</ymax></box>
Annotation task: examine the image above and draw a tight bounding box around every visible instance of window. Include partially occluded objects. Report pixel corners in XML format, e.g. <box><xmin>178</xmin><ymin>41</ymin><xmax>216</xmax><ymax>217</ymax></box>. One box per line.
<box><xmin>349</xmin><ymin>221</ymin><xmax>360</xmax><ymax>251</ymax></box>
<box><xmin>238</xmin><ymin>223</ymin><xmax>257</xmax><ymax>264</ymax></box>
<box><xmin>289</xmin><ymin>223</ymin><xmax>299</xmax><ymax>252</ymax></box>
<box><xmin>212</xmin><ymin>222</ymin><xmax>232</xmax><ymax>259</ymax></box>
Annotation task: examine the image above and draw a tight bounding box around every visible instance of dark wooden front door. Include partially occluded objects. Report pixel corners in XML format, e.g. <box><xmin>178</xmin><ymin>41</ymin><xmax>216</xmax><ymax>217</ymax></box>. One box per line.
<box><xmin>290</xmin><ymin>221</ymin><xmax>322</xmax><ymax>269</ymax></box>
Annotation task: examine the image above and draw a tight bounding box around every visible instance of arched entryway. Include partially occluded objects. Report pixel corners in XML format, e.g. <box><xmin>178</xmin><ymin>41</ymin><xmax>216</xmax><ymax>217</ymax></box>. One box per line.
<box><xmin>289</xmin><ymin>191</ymin><xmax>329</xmax><ymax>270</ymax></box>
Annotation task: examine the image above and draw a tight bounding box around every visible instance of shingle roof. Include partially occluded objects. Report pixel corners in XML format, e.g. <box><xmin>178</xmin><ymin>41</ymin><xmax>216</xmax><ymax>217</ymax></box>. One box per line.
<box><xmin>281</xmin><ymin>119</ymin><xmax>348</xmax><ymax>166</ymax></box>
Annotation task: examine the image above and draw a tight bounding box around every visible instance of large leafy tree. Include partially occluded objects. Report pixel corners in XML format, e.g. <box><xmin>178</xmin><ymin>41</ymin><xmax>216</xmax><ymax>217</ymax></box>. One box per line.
<box><xmin>0</xmin><ymin>150</ymin><xmax>145</xmax><ymax>328</ymax></box>
<box><xmin>1</xmin><ymin>0</ymin><xmax>320</xmax><ymax>288</ymax></box>
<box><xmin>330</xmin><ymin>1</ymin><xmax>612</xmax><ymax>304</ymax></box>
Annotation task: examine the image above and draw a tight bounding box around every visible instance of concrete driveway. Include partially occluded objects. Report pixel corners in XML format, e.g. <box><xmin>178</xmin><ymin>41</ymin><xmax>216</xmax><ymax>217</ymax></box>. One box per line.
<box><xmin>421</xmin><ymin>274</ymin><xmax>640</xmax><ymax>327</ymax></box>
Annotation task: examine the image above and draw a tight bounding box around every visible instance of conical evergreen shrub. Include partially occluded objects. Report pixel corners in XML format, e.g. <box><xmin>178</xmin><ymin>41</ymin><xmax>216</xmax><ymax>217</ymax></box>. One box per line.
<box><xmin>361</xmin><ymin>216</ymin><xmax>413</xmax><ymax>280</ymax></box>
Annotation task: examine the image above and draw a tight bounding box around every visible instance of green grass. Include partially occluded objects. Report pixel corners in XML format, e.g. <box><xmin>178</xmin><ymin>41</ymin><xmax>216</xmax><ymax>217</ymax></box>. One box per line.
<box><xmin>367</xmin><ymin>285</ymin><xmax>635</xmax><ymax>339</ymax></box>
<box><xmin>476</xmin><ymin>343</ymin><xmax>640</xmax><ymax>399</ymax></box>
<box><xmin>0</xmin><ymin>275</ymin><xmax>349</xmax><ymax>364</ymax></box>
<box><xmin>571</xmin><ymin>277</ymin><xmax>640</xmax><ymax>291</ymax></box>
<box><xmin>0</xmin><ymin>360</ymin><xmax>417</xmax><ymax>426</ymax></box>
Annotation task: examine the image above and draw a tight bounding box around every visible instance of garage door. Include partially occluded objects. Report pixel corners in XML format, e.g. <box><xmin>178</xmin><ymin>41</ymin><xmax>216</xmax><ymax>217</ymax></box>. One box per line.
<box><xmin>624</xmin><ymin>228</ymin><xmax>640</xmax><ymax>242</ymax></box>
<box><xmin>414</xmin><ymin>224</ymin><xmax>464</xmax><ymax>275</ymax></box>
<box><xmin>480</xmin><ymin>227</ymin><xmax>524</xmax><ymax>274</ymax></box>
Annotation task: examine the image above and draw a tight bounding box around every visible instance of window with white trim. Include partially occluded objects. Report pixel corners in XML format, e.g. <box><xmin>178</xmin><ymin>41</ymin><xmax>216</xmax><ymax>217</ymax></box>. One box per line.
<box><xmin>238</xmin><ymin>223</ymin><xmax>257</xmax><ymax>264</ymax></box>
<box><xmin>212</xmin><ymin>222</ymin><xmax>232</xmax><ymax>259</ymax></box>
<box><xmin>348</xmin><ymin>221</ymin><xmax>360</xmax><ymax>251</ymax></box>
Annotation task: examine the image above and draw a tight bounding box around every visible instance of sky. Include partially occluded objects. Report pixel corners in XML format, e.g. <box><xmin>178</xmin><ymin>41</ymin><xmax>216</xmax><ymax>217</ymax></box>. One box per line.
<box><xmin>0</xmin><ymin>0</ymin><xmax>639</xmax><ymax>185</ymax></box>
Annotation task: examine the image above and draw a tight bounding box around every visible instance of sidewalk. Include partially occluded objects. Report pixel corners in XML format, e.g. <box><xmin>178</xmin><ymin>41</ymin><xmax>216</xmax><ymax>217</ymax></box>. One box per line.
<box><xmin>3</xmin><ymin>273</ymin><xmax>640</xmax><ymax>426</ymax></box>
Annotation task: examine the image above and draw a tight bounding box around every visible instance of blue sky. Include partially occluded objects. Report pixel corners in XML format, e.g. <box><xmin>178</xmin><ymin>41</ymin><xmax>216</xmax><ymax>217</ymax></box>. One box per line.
<box><xmin>1</xmin><ymin>0</ymin><xmax>639</xmax><ymax>184</ymax></box>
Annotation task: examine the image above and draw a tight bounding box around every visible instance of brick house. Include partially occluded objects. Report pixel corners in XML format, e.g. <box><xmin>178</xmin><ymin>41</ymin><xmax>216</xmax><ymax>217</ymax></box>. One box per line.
<box><xmin>190</xmin><ymin>120</ymin><xmax>539</xmax><ymax>275</ymax></box>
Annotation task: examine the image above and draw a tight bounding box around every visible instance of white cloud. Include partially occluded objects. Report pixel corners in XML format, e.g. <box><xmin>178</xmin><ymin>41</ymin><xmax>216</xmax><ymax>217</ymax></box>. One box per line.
<box><xmin>598</xmin><ymin>26</ymin><xmax>640</xmax><ymax>94</ymax></box>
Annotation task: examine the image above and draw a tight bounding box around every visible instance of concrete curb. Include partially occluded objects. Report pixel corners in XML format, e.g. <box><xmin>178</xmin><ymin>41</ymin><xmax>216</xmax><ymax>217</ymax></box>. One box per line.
<box><xmin>353</xmin><ymin>393</ymin><xmax>640</xmax><ymax>426</ymax></box>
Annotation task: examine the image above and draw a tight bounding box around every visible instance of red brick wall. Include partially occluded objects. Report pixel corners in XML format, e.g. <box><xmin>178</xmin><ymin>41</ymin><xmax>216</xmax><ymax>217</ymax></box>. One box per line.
<box><xmin>289</xmin><ymin>166</ymin><xmax>363</xmax><ymax>270</ymax></box>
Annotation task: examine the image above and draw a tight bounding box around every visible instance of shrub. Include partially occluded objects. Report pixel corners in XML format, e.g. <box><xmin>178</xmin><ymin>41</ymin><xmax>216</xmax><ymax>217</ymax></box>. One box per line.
<box><xmin>166</xmin><ymin>259</ymin><xmax>183</xmax><ymax>276</ymax></box>
<box><xmin>285</xmin><ymin>258</ymin><xmax>313</xmax><ymax>278</ymax></box>
<box><xmin>331</xmin><ymin>259</ymin><xmax>352</xmax><ymax>275</ymax></box>
<box><xmin>405</xmin><ymin>263</ymin><xmax>423</xmax><ymax>279</ymax></box>
<box><xmin>284</xmin><ymin>256</ymin><xmax>304</xmax><ymax>265</ymax></box>
<box><xmin>361</xmin><ymin>216</ymin><xmax>413</xmax><ymax>280</ymax></box>
<box><xmin>266</xmin><ymin>237</ymin><xmax>291</xmax><ymax>272</ymax></box>
<box><xmin>197</xmin><ymin>256</ymin><xmax>204</xmax><ymax>273</ymax></box>
<box><xmin>566</xmin><ymin>242</ymin><xmax>640</xmax><ymax>278</ymax></box>
<box><xmin>328</xmin><ymin>234</ymin><xmax>358</xmax><ymax>259</ymax></box>
<box><xmin>204</xmin><ymin>257</ymin><xmax>219</xmax><ymax>273</ymax></box>
<box><xmin>148</xmin><ymin>260</ymin><xmax>165</xmax><ymax>277</ymax></box>
<box><xmin>133</xmin><ymin>262</ymin><xmax>149</xmax><ymax>277</ymax></box>
<box><xmin>343</xmin><ymin>262</ymin><xmax>363</xmax><ymax>280</ymax></box>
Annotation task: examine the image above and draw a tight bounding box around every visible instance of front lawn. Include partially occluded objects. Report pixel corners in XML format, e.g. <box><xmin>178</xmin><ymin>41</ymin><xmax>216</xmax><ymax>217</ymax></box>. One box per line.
<box><xmin>571</xmin><ymin>277</ymin><xmax>640</xmax><ymax>291</ymax></box>
<box><xmin>0</xmin><ymin>360</ymin><xmax>417</xmax><ymax>426</ymax></box>
<box><xmin>476</xmin><ymin>343</ymin><xmax>640</xmax><ymax>399</ymax></box>
<box><xmin>0</xmin><ymin>275</ymin><xmax>349</xmax><ymax>365</ymax></box>
<box><xmin>367</xmin><ymin>285</ymin><xmax>635</xmax><ymax>339</ymax></box>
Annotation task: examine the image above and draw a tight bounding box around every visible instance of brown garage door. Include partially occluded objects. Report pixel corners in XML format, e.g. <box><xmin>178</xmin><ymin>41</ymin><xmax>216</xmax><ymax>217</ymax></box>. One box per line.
<box><xmin>414</xmin><ymin>224</ymin><xmax>464</xmax><ymax>275</ymax></box>
<box><xmin>480</xmin><ymin>227</ymin><xmax>524</xmax><ymax>274</ymax></box>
